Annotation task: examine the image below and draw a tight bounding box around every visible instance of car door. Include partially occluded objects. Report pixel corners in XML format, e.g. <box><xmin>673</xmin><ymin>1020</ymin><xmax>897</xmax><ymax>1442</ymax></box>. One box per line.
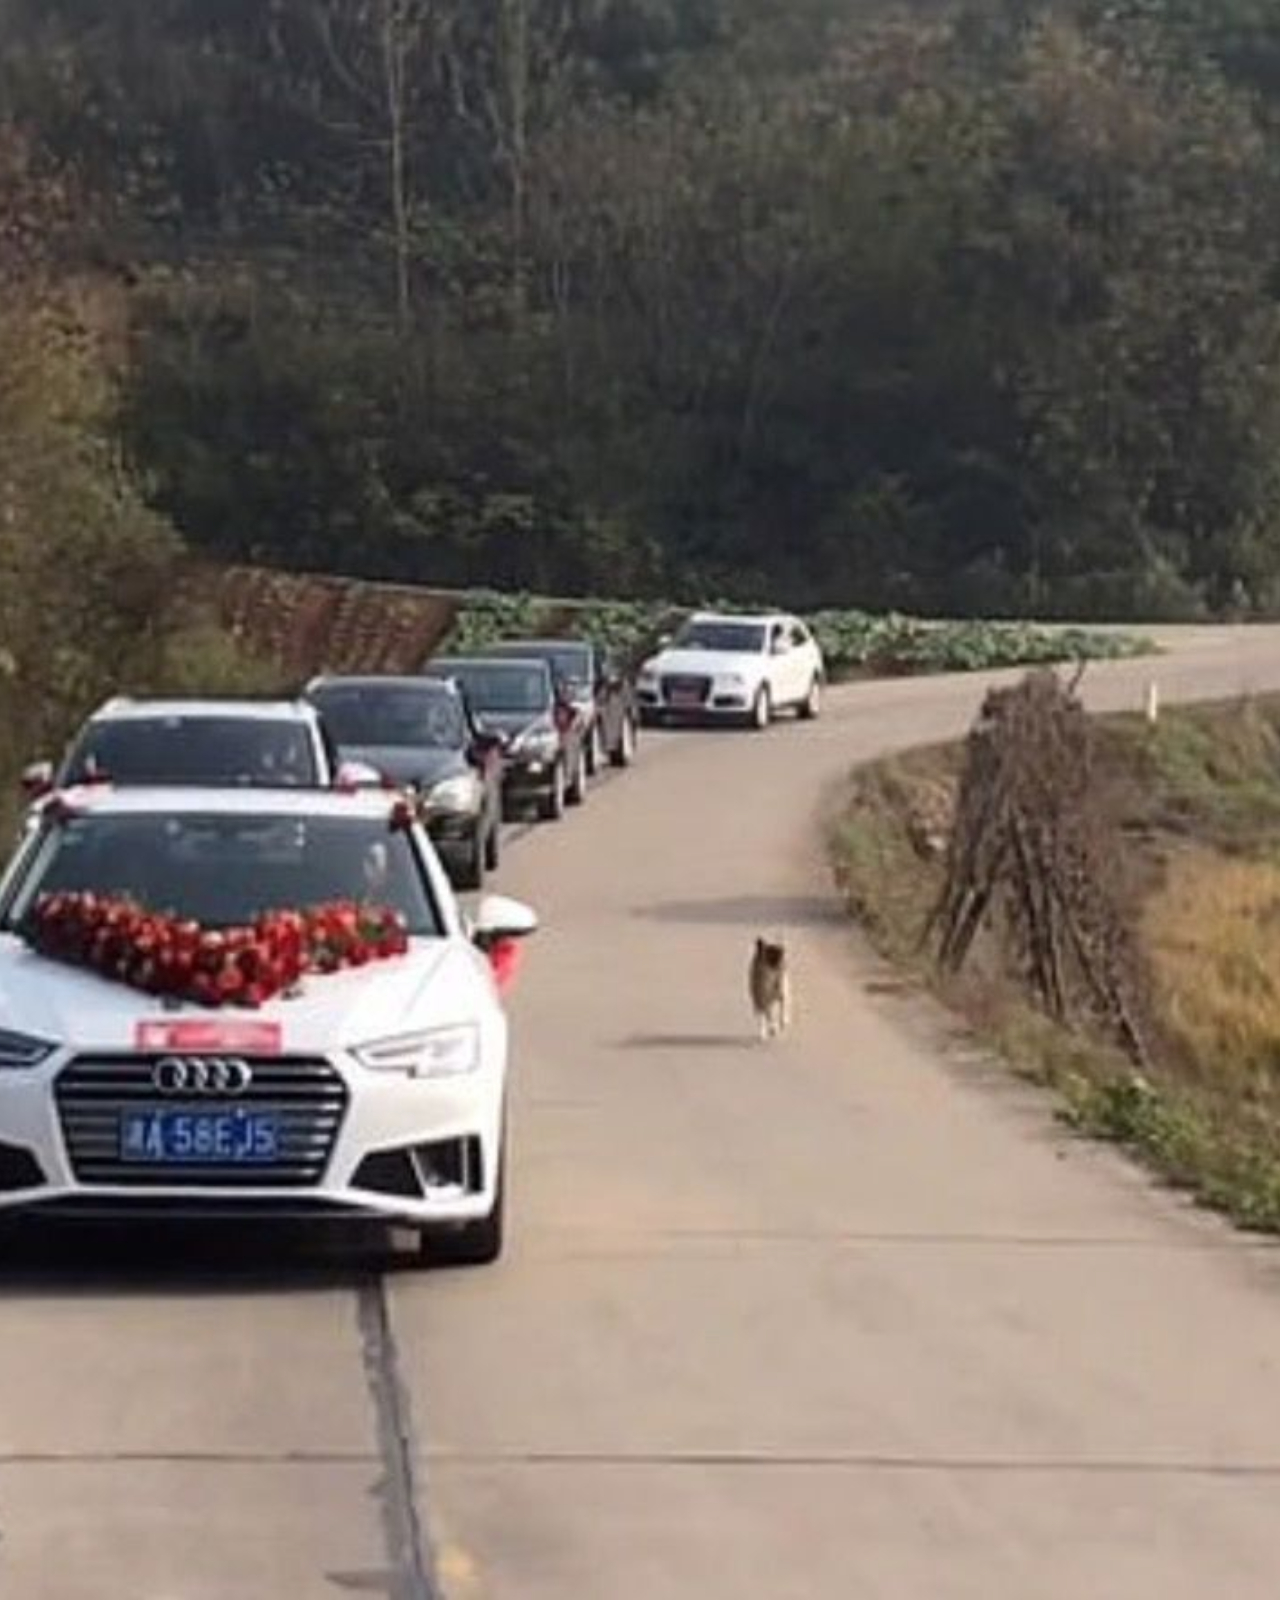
<box><xmin>788</xmin><ymin>619</ymin><xmax>820</xmax><ymax>699</ymax></box>
<box><xmin>462</xmin><ymin>694</ymin><xmax>503</xmax><ymax>828</ymax></box>
<box><xmin>764</xmin><ymin>620</ymin><xmax>792</xmax><ymax>703</ymax></box>
<box><xmin>596</xmin><ymin>649</ymin><xmax>625</xmax><ymax>747</ymax></box>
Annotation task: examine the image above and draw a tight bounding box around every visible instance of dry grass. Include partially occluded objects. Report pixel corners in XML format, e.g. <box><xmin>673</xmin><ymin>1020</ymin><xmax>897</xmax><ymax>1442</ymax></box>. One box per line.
<box><xmin>1147</xmin><ymin>850</ymin><xmax>1280</xmax><ymax>1103</ymax></box>
<box><xmin>830</xmin><ymin>694</ymin><xmax>1280</xmax><ymax>1233</ymax></box>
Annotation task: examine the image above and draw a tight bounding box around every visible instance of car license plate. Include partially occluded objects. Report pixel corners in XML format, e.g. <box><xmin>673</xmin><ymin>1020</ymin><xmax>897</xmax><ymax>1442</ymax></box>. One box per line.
<box><xmin>669</xmin><ymin>688</ymin><xmax>702</xmax><ymax>707</ymax></box>
<box><xmin>119</xmin><ymin>1108</ymin><xmax>281</xmax><ymax>1165</ymax></box>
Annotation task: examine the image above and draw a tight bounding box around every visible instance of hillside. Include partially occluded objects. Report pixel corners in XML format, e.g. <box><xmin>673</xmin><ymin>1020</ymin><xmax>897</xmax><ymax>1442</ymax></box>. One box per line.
<box><xmin>3</xmin><ymin>2</ymin><xmax>1280</xmax><ymax>618</ymax></box>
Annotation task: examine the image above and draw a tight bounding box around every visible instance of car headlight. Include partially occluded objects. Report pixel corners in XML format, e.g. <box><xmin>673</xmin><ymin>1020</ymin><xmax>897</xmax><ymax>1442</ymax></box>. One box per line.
<box><xmin>637</xmin><ymin>665</ymin><xmax>657</xmax><ymax>685</ymax></box>
<box><xmin>425</xmin><ymin>774</ymin><xmax>482</xmax><ymax>812</ymax></box>
<box><xmin>353</xmin><ymin>1024</ymin><xmax>480</xmax><ymax>1078</ymax></box>
<box><xmin>717</xmin><ymin>673</ymin><xmax>747</xmax><ymax>689</ymax></box>
<box><xmin>513</xmin><ymin>725</ymin><xmax>559</xmax><ymax>759</ymax></box>
<box><xmin>0</xmin><ymin>1029</ymin><xmax>56</xmax><ymax>1070</ymax></box>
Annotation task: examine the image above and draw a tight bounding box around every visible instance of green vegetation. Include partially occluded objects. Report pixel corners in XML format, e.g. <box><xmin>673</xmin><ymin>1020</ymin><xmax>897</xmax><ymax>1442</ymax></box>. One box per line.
<box><xmin>448</xmin><ymin>593</ymin><xmax>1153</xmax><ymax>674</ymax></box>
<box><xmin>3</xmin><ymin>4</ymin><xmax>1280</xmax><ymax>616</ymax></box>
<box><xmin>0</xmin><ymin>131</ymin><xmax>275</xmax><ymax>836</ymax></box>
<box><xmin>807</xmin><ymin>613</ymin><xmax>1152</xmax><ymax>677</ymax></box>
<box><xmin>831</xmin><ymin>696</ymin><xmax>1280</xmax><ymax>1234</ymax></box>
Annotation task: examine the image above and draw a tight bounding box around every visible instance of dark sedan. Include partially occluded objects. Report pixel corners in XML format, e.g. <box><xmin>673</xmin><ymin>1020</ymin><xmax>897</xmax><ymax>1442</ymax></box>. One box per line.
<box><xmin>480</xmin><ymin>638</ymin><xmax>638</xmax><ymax>776</ymax></box>
<box><xmin>423</xmin><ymin>656</ymin><xmax>588</xmax><ymax>821</ymax></box>
<box><xmin>304</xmin><ymin>674</ymin><xmax>504</xmax><ymax>889</ymax></box>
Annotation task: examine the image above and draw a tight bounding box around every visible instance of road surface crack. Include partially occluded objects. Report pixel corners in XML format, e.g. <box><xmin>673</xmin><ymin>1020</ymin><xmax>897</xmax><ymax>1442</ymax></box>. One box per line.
<box><xmin>357</xmin><ymin>1279</ymin><xmax>440</xmax><ymax>1600</ymax></box>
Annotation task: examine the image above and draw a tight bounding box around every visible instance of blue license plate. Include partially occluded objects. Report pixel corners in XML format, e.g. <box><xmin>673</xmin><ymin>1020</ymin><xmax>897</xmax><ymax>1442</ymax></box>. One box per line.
<box><xmin>119</xmin><ymin>1108</ymin><xmax>281</xmax><ymax>1165</ymax></box>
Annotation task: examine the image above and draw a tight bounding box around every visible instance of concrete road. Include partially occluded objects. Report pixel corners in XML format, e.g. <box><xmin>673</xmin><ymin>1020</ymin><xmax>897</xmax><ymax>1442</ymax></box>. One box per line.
<box><xmin>4</xmin><ymin>624</ymin><xmax>1280</xmax><ymax>1599</ymax></box>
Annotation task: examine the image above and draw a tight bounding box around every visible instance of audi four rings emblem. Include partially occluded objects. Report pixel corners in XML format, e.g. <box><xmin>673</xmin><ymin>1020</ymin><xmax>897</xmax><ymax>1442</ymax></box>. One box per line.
<box><xmin>152</xmin><ymin>1057</ymin><xmax>254</xmax><ymax>1096</ymax></box>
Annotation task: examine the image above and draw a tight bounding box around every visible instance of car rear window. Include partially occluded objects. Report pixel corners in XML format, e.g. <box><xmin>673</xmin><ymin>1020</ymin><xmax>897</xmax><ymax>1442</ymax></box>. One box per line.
<box><xmin>62</xmin><ymin>717</ymin><xmax>319</xmax><ymax>788</ymax></box>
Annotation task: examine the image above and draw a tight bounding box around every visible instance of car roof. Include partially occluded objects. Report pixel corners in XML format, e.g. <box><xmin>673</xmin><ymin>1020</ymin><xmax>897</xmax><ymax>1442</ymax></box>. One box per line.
<box><xmin>685</xmin><ymin>611</ymin><xmax>786</xmax><ymax>626</ymax></box>
<box><xmin>41</xmin><ymin>785</ymin><xmax>404</xmax><ymax>821</ymax></box>
<box><xmin>428</xmin><ymin>655</ymin><xmax>552</xmax><ymax>673</ymax></box>
<box><xmin>87</xmin><ymin>697</ymin><xmax>320</xmax><ymax>724</ymax></box>
<box><xmin>484</xmin><ymin>638</ymin><xmax>592</xmax><ymax>651</ymax></box>
<box><xmin>307</xmin><ymin>674</ymin><xmax>461</xmax><ymax>695</ymax></box>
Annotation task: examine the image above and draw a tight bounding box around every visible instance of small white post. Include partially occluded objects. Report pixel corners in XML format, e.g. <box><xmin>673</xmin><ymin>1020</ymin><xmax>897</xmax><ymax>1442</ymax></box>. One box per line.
<box><xmin>1144</xmin><ymin>681</ymin><xmax>1160</xmax><ymax>725</ymax></box>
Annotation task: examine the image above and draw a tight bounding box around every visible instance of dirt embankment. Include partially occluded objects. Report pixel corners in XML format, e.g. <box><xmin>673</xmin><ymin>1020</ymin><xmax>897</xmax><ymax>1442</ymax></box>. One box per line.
<box><xmin>832</xmin><ymin>684</ymin><xmax>1280</xmax><ymax>1233</ymax></box>
<box><xmin>187</xmin><ymin>565</ymin><xmax>464</xmax><ymax>682</ymax></box>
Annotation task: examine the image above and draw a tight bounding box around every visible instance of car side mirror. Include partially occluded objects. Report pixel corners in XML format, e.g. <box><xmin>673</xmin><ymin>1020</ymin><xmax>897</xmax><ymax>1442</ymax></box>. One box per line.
<box><xmin>471</xmin><ymin>894</ymin><xmax>538</xmax><ymax>950</ymax></box>
<box><xmin>20</xmin><ymin>760</ymin><xmax>54</xmax><ymax>800</ymax></box>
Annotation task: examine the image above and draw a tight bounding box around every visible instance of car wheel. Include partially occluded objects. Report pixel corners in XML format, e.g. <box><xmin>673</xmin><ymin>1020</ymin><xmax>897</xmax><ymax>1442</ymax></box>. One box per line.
<box><xmin>566</xmin><ymin>746</ymin><xmax>587</xmax><ymax>806</ymax></box>
<box><xmin>799</xmin><ymin>675</ymin><xmax>822</xmax><ymax>721</ymax></box>
<box><xmin>419</xmin><ymin>1146</ymin><xmax>505</xmax><ymax>1268</ymax></box>
<box><xmin>453</xmin><ymin>828</ymin><xmax>485</xmax><ymax>892</ymax></box>
<box><xmin>538</xmin><ymin>763</ymin><xmax>566</xmax><ymax>821</ymax></box>
<box><xmin>484</xmin><ymin>818</ymin><xmax>500</xmax><ymax>871</ymax></box>
<box><xmin>750</xmin><ymin>684</ymin><xmax>772</xmax><ymax>730</ymax></box>
<box><xmin>610</xmin><ymin>715</ymin><xmax>636</xmax><ymax>768</ymax></box>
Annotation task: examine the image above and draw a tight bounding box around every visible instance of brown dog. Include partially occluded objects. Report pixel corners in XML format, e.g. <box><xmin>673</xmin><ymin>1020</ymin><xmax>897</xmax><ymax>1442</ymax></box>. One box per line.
<box><xmin>748</xmin><ymin>937</ymin><xmax>791</xmax><ymax>1041</ymax></box>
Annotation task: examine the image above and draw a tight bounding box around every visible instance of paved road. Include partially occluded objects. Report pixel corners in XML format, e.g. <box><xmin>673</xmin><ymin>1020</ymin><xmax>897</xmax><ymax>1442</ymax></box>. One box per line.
<box><xmin>5</xmin><ymin>625</ymin><xmax>1280</xmax><ymax>1598</ymax></box>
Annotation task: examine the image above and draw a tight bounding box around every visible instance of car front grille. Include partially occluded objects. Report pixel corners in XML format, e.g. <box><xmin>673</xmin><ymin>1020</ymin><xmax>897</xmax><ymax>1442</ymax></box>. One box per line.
<box><xmin>55</xmin><ymin>1055</ymin><xmax>348</xmax><ymax>1188</ymax></box>
<box><xmin>660</xmin><ymin>674</ymin><xmax>712</xmax><ymax>705</ymax></box>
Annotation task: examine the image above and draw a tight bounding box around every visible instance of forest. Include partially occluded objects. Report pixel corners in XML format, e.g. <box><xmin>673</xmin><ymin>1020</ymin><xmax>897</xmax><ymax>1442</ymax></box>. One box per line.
<box><xmin>4</xmin><ymin>0</ymin><xmax>1280</xmax><ymax>630</ymax></box>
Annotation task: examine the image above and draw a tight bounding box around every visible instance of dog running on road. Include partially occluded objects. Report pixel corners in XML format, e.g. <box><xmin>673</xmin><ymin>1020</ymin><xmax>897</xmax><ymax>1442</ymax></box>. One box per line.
<box><xmin>748</xmin><ymin>937</ymin><xmax>791</xmax><ymax>1041</ymax></box>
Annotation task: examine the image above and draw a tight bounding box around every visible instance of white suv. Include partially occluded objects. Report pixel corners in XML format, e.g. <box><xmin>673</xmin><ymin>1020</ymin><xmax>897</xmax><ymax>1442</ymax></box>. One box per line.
<box><xmin>20</xmin><ymin>697</ymin><xmax>376</xmax><ymax>805</ymax></box>
<box><xmin>636</xmin><ymin>611</ymin><xmax>825</xmax><ymax>728</ymax></box>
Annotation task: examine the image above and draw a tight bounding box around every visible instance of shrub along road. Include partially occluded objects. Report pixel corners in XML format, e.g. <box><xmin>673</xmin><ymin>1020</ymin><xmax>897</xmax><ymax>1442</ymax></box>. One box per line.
<box><xmin>2</xmin><ymin>625</ymin><xmax>1280</xmax><ymax>1598</ymax></box>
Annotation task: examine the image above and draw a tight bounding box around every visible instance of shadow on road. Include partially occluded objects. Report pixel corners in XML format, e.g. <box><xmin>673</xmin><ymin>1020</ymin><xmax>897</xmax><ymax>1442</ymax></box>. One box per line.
<box><xmin>634</xmin><ymin>893</ymin><xmax>842</xmax><ymax>928</ymax></box>
<box><xmin>0</xmin><ymin>1218</ymin><xmax>407</xmax><ymax>1296</ymax></box>
<box><xmin>620</xmin><ymin>1032</ymin><xmax>747</xmax><ymax>1051</ymax></box>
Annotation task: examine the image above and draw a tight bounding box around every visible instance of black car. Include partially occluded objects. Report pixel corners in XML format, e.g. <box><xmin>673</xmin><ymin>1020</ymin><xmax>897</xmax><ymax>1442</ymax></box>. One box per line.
<box><xmin>481</xmin><ymin>638</ymin><xmax>639</xmax><ymax>776</ymax></box>
<box><xmin>423</xmin><ymin>656</ymin><xmax>589</xmax><ymax>821</ymax></box>
<box><xmin>303</xmin><ymin>674</ymin><xmax>505</xmax><ymax>890</ymax></box>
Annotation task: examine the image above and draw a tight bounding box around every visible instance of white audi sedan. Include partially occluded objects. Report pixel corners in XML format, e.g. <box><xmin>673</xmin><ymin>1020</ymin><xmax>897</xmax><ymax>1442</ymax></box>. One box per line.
<box><xmin>636</xmin><ymin>610</ymin><xmax>825</xmax><ymax>728</ymax></box>
<box><xmin>0</xmin><ymin>786</ymin><xmax>537</xmax><ymax>1265</ymax></box>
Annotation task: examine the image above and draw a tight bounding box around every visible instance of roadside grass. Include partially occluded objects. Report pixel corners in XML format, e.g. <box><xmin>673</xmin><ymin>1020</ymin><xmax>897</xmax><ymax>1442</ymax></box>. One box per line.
<box><xmin>831</xmin><ymin>695</ymin><xmax>1280</xmax><ymax>1234</ymax></box>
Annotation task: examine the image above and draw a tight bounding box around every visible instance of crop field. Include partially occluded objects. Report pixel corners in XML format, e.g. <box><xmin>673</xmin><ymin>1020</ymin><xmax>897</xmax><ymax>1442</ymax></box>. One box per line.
<box><xmin>197</xmin><ymin>562</ymin><xmax>1154</xmax><ymax>683</ymax></box>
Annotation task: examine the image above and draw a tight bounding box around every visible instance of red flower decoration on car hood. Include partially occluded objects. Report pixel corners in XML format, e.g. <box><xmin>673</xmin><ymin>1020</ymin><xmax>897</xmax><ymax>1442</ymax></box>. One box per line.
<box><xmin>25</xmin><ymin>893</ymin><xmax>410</xmax><ymax>1010</ymax></box>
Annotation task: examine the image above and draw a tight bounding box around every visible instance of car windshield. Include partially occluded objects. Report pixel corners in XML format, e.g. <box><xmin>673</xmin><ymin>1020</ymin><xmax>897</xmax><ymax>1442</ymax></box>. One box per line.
<box><xmin>6</xmin><ymin>812</ymin><xmax>443</xmax><ymax>936</ymax></box>
<box><xmin>309</xmin><ymin>685</ymin><xmax>466</xmax><ymax>750</ymax></box>
<box><xmin>62</xmin><ymin>717</ymin><xmax>319</xmax><ymax>788</ymax></box>
<box><xmin>489</xmin><ymin>643</ymin><xmax>593</xmax><ymax>689</ymax></box>
<box><xmin>429</xmin><ymin>663</ymin><xmax>550</xmax><ymax>714</ymax></box>
<box><xmin>671</xmin><ymin>621</ymin><xmax>768</xmax><ymax>653</ymax></box>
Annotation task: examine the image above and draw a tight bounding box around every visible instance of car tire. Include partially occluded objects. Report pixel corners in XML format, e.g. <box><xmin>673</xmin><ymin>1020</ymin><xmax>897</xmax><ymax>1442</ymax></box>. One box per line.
<box><xmin>538</xmin><ymin>763</ymin><xmax>566</xmax><ymax>821</ymax></box>
<box><xmin>419</xmin><ymin>1145</ymin><xmax>505</xmax><ymax>1268</ymax></box>
<box><xmin>566</xmin><ymin>747</ymin><xmax>587</xmax><ymax>807</ymax></box>
<box><xmin>610</xmin><ymin>715</ymin><xmax>636</xmax><ymax>769</ymax></box>
<box><xmin>453</xmin><ymin>829</ymin><xmax>485</xmax><ymax>892</ymax></box>
<box><xmin>799</xmin><ymin>675</ymin><xmax>822</xmax><ymax>721</ymax></box>
<box><xmin>750</xmin><ymin>685</ymin><xmax>772</xmax><ymax>730</ymax></box>
<box><xmin>484</xmin><ymin>819</ymin><xmax>500</xmax><ymax>871</ymax></box>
